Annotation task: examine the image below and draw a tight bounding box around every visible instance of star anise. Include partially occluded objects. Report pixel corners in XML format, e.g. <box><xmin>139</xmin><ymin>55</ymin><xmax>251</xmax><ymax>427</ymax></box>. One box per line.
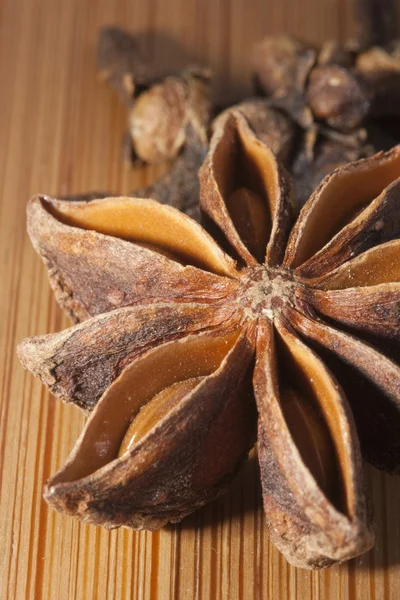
<box><xmin>17</xmin><ymin>111</ymin><xmax>400</xmax><ymax>569</ymax></box>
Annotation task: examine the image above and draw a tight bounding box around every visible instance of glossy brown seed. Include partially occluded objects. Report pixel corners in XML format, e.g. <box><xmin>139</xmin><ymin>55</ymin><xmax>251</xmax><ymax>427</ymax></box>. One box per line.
<box><xmin>226</xmin><ymin>187</ymin><xmax>270</xmax><ymax>262</ymax></box>
<box><xmin>118</xmin><ymin>377</ymin><xmax>203</xmax><ymax>456</ymax></box>
<box><xmin>215</xmin><ymin>99</ymin><xmax>296</xmax><ymax>165</ymax></box>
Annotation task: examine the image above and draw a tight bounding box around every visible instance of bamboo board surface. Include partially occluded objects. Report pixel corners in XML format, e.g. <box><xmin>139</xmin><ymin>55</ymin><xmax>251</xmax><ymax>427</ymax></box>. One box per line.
<box><xmin>1</xmin><ymin>0</ymin><xmax>400</xmax><ymax>598</ymax></box>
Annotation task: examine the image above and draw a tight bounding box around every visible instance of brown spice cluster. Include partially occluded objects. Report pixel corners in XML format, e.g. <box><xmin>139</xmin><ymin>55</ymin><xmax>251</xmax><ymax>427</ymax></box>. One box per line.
<box><xmin>96</xmin><ymin>25</ymin><xmax>400</xmax><ymax>216</ymax></box>
<box><xmin>253</xmin><ymin>34</ymin><xmax>400</xmax><ymax>205</ymax></box>
<box><xmin>18</xmin><ymin>111</ymin><xmax>400</xmax><ymax>569</ymax></box>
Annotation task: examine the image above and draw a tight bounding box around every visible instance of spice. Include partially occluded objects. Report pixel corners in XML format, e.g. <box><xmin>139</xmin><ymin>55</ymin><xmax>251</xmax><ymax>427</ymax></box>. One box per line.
<box><xmin>252</xmin><ymin>14</ymin><xmax>400</xmax><ymax>207</ymax></box>
<box><xmin>97</xmin><ymin>27</ymin><xmax>212</xmax><ymax>217</ymax></box>
<box><xmin>133</xmin><ymin>122</ymin><xmax>208</xmax><ymax>221</ymax></box>
<box><xmin>253</xmin><ymin>35</ymin><xmax>400</xmax><ymax>132</ymax></box>
<box><xmin>125</xmin><ymin>67</ymin><xmax>211</xmax><ymax>165</ymax></box>
<box><xmin>18</xmin><ymin>112</ymin><xmax>400</xmax><ymax>568</ymax></box>
<box><xmin>97</xmin><ymin>27</ymin><xmax>211</xmax><ymax>165</ymax></box>
<box><xmin>215</xmin><ymin>98</ymin><xmax>296</xmax><ymax>165</ymax></box>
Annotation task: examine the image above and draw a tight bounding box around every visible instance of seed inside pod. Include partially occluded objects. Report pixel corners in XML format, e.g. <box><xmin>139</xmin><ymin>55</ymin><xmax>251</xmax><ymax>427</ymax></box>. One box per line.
<box><xmin>275</xmin><ymin>322</ymin><xmax>348</xmax><ymax>515</ymax></box>
<box><xmin>118</xmin><ymin>376</ymin><xmax>203</xmax><ymax>456</ymax></box>
<box><xmin>45</xmin><ymin>328</ymin><xmax>242</xmax><ymax>484</ymax></box>
<box><xmin>281</xmin><ymin>387</ymin><xmax>337</xmax><ymax>499</ymax></box>
<box><xmin>202</xmin><ymin>114</ymin><xmax>283</xmax><ymax>265</ymax></box>
<box><xmin>226</xmin><ymin>187</ymin><xmax>270</xmax><ymax>262</ymax></box>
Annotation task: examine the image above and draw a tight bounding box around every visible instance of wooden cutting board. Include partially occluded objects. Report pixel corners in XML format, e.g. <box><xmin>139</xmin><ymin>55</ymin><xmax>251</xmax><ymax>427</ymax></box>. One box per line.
<box><xmin>1</xmin><ymin>0</ymin><xmax>400</xmax><ymax>598</ymax></box>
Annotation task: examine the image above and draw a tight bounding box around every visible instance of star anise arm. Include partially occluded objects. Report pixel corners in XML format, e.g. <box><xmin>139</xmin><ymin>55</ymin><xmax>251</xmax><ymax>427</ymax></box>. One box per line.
<box><xmin>137</xmin><ymin>97</ymin><xmax>296</xmax><ymax>221</ymax></box>
<box><xmin>301</xmin><ymin>283</ymin><xmax>400</xmax><ymax>340</ymax></box>
<box><xmin>27</xmin><ymin>195</ymin><xmax>238</xmax><ymax>322</ymax></box>
<box><xmin>284</xmin><ymin>146</ymin><xmax>400</xmax><ymax>278</ymax></box>
<box><xmin>199</xmin><ymin>112</ymin><xmax>293</xmax><ymax>267</ymax></box>
<box><xmin>253</xmin><ymin>318</ymin><xmax>373</xmax><ymax>569</ymax></box>
<box><xmin>288</xmin><ymin>307</ymin><xmax>400</xmax><ymax>473</ymax></box>
<box><xmin>213</xmin><ymin>100</ymin><xmax>296</xmax><ymax>166</ymax></box>
<box><xmin>17</xmin><ymin>301</ymin><xmax>238</xmax><ymax>413</ymax></box>
<box><xmin>310</xmin><ymin>238</ymin><xmax>400</xmax><ymax>288</ymax></box>
<box><xmin>297</xmin><ymin>238</ymin><xmax>400</xmax><ymax>340</ymax></box>
<box><xmin>43</xmin><ymin>325</ymin><xmax>257</xmax><ymax>530</ymax></box>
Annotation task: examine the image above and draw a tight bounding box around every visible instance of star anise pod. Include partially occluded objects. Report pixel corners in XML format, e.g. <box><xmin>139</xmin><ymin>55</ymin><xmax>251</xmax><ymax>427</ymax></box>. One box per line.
<box><xmin>215</xmin><ymin>98</ymin><xmax>296</xmax><ymax>165</ymax></box>
<box><xmin>17</xmin><ymin>112</ymin><xmax>400</xmax><ymax>569</ymax></box>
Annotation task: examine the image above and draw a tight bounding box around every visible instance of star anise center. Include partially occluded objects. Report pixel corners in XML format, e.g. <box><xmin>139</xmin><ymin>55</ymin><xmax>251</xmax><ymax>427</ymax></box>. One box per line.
<box><xmin>237</xmin><ymin>265</ymin><xmax>299</xmax><ymax>320</ymax></box>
